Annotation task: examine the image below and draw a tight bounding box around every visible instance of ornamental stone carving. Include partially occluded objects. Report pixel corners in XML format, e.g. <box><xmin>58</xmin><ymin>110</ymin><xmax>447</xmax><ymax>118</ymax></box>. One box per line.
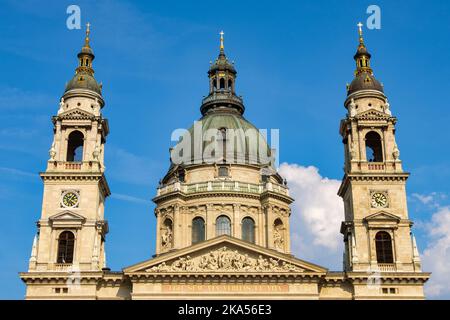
<box><xmin>348</xmin><ymin>98</ymin><xmax>357</xmax><ymax>117</ymax></box>
<box><xmin>161</xmin><ymin>224</ymin><xmax>173</xmax><ymax>249</ymax></box>
<box><xmin>148</xmin><ymin>246</ymin><xmax>304</xmax><ymax>272</ymax></box>
<box><xmin>273</xmin><ymin>225</ymin><xmax>284</xmax><ymax>249</ymax></box>
<box><xmin>49</xmin><ymin>142</ymin><xmax>56</xmax><ymax>160</ymax></box>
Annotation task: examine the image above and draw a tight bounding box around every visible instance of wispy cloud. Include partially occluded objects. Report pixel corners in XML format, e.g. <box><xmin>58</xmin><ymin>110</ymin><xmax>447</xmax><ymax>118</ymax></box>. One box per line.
<box><xmin>0</xmin><ymin>86</ymin><xmax>54</xmax><ymax>111</ymax></box>
<box><xmin>107</xmin><ymin>145</ymin><xmax>164</xmax><ymax>186</ymax></box>
<box><xmin>410</xmin><ymin>192</ymin><xmax>448</xmax><ymax>209</ymax></box>
<box><xmin>111</xmin><ymin>193</ymin><xmax>150</xmax><ymax>205</ymax></box>
<box><xmin>0</xmin><ymin>167</ymin><xmax>38</xmax><ymax>179</ymax></box>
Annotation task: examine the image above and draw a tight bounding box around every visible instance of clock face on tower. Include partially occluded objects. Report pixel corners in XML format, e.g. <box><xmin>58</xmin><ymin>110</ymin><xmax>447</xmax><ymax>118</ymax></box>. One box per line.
<box><xmin>371</xmin><ymin>191</ymin><xmax>388</xmax><ymax>208</ymax></box>
<box><xmin>61</xmin><ymin>191</ymin><xmax>79</xmax><ymax>208</ymax></box>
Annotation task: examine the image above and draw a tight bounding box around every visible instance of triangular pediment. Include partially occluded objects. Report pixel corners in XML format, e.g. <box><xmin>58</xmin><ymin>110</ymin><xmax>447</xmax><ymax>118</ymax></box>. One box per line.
<box><xmin>124</xmin><ymin>235</ymin><xmax>327</xmax><ymax>274</ymax></box>
<box><xmin>364</xmin><ymin>211</ymin><xmax>401</xmax><ymax>222</ymax></box>
<box><xmin>356</xmin><ymin>108</ymin><xmax>391</xmax><ymax>120</ymax></box>
<box><xmin>58</xmin><ymin>108</ymin><xmax>94</xmax><ymax>120</ymax></box>
<box><xmin>49</xmin><ymin>210</ymin><xmax>86</xmax><ymax>222</ymax></box>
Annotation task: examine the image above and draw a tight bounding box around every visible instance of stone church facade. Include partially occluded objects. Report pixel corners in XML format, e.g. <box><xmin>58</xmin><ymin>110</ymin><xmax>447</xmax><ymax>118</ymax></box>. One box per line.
<box><xmin>19</xmin><ymin>24</ymin><xmax>430</xmax><ymax>299</ymax></box>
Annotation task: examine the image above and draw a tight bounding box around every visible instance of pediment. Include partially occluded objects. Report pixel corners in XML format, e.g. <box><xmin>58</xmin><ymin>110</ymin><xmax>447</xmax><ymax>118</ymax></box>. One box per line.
<box><xmin>58</xmin><ymin>108</ymin><xmax>94</xmax><ymax>120</ymax></box>
<box><xmin>364</xmin><ymin>211</ymin><xmax>401</xmax><ymax>222</ymax></box>
<box><xmin>49</xmin><ymin>210</ymin><xmax>86</xmax><ymax>222</ymax></box>
<box><xmin>124</xmin><ymin>235</ymin><xmax>327</xmax><ymax>274</ymax></box>
<box><xmin>356</xmin><ymin>108</ymin><xmax>391</xmax><ymax>120</ymax></box>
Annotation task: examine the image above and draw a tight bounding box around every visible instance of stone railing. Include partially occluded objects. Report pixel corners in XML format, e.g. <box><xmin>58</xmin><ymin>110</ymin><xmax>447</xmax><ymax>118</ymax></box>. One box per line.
<box><xmin>54</xmin><ymin>263</ymin><xmax>73</xmax><ymax>272</ymax></box>
<box><xmin>201</xmin><ymin>91</ymin><xmax>244</xmax><ymax>105</ymax></box>
<box><xmin>47</xmin><ymin>161</ymin><xmax>103</xmax><ymax>173</ymax></box>
<box><xmin>367</xmin><ymin>162</ymin><xmax>386</xmax><ymax>171</ymax></box>
<box><xmin>352</xmin><ymin>161</ymin><xmax>403</xmax><ymax>173</ymax></box>
<box><xmin>377</xmin><ymin>263</ymin><xmax>396</xmax><ymax>272</ymax></box>
<box><xmin>157</xmin><ymin>180</ymin><xmax>289</xmax><ymax>197</ymax></box>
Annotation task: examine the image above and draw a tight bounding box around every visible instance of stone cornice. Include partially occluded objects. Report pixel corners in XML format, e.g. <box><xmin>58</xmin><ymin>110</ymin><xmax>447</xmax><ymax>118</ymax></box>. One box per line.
<box><xmin>345</xmin><ymin>272</ymin><xmax>431</xmax><ymax>284</ymax></box>
<box><xmin>40</xmin><ymin>172</ymin><xmax>111</xmax><ymax>197</ymax></box>
<box><xmin>19</xmin><ymin>271</ymin><xmax>103</xmax><ymax>284</ymax></box>
<box><xmin>126</xmin><ymin>272</ymin><xmax>325</xmax><ymax>282</ymax></box>
<box><xmin>153</xmin><ymin>190</ymin><xmax>293</xmax><ymax>205</ymax></box>
<box><xmin>338</xmin><ymin>173</ymin><xmax>409</xmax><ymax>197</ymax></box>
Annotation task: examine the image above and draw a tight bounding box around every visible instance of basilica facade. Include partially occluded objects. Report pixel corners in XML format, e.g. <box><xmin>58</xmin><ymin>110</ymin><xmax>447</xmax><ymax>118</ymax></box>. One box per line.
<box><xmin>19</xmin><ymin>24</ymin><xmax>430</xmax><ymax>299</ymax></box>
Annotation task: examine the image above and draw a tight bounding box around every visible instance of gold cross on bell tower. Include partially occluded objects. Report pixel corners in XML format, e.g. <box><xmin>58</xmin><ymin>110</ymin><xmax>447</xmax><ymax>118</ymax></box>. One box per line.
<box><xmin>219</xmin><ymin>30</ymin><xmax>224</xmax><ymax>50</ymax></box>
<box><xmin>357</xmin><ymin>22</ymin><xmax>364</xmax><ymax>43</ymax></box>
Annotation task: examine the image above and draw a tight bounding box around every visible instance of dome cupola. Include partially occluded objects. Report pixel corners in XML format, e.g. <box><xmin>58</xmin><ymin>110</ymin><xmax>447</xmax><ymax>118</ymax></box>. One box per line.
<box><xmin>347</xmin><ymin>22</ymin><xmax>384</xmax><ymax>96</ymax></box>
<box><xmin>64</xmin><ymin>23</ymin><xmax>102</xmax><ymax>95</ymax></box>
<box><xmin>201</xmin><ymin>31</ymin><xmax>244</xmax><ymax>116</ymax></box>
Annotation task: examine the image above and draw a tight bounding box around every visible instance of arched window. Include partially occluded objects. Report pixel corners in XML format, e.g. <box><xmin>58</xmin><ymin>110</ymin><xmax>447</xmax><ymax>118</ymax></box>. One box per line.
<box><xmin>192</xmin><ymin>217</ymin><xmax>205</xmax><ymax>244</ymax></box>
<box><xmin>219</xmin><ymin>78</ymin><xmax>225</xmax><ymax>90</ymax></box>
<box><xmin>216</xmin><ymin>215</ymin><xmax>231</xmax><ymax>236</ymax></box>
<box><xmin>242</xmin><ymin>217</ymin><xmax>255</xmax><ymax>243</ymax></box>
<box><xmin>375</xmin><ymin>231</ymin><xmax>394</xmax><ymax>263</ymax></box>
<box><xmin>228</xmin><ymin>79</ymin><xmax>233</xmax><ymax>91</ymax></box>
<box><xmin>365</xmin><ymin>131</ymin><xmax>383</xmax><ymax>162</ymax></box>
<box><xmin>213</xmin><ymin>78</ymin><xmax>217</xmax><ymax>90</ymax></box>
<box><xmin>66</xmin><ymin>131</ymin><xmax>84</xmax><ymax>162</ymax></box>
<box><xmin>57</xmin><ymin>231</ymin><xmax>75</xmax><ymax>263</ymax></box>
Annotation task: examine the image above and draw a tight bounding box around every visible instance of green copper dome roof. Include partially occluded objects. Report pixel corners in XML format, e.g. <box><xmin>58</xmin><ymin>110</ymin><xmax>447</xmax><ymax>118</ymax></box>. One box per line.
<box><xmin>171</xmin><ymin>111</ymin><xmax>272</xmax><ymax>167</ymax></box>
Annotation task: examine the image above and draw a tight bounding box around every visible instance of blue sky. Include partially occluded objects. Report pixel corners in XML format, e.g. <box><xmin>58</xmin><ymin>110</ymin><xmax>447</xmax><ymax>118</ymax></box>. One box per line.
<box><xmin>0</xmin><ymin>0</ymin><xmax>449</xmax><ymax>299</ymax></box>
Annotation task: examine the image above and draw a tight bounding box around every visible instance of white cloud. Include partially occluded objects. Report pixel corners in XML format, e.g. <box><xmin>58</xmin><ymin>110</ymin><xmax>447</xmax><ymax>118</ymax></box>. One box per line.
<box><xmin>278</xmin><ymin>163</ymin><xmax>344</xmax><ymax>270</ymax></box>
<box><xmin>421</xmin><ymin>206</ymin><xmax>450</xmax><ymax>299</ymax></box>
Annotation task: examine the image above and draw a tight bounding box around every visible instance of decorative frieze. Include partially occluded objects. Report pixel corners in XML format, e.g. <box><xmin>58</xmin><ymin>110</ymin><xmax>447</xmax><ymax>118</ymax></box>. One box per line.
<box><xmin>147</xmin><ymin>246</ymin><xmax>304</xmax><ymax>273</ymax></box>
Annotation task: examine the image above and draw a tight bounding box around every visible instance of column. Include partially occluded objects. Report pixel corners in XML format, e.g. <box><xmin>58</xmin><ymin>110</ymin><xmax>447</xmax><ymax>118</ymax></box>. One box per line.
<box><xmin>233</xmin><ymin>204</ymin><xmax>240</xmax><ymax>239</ymax></box>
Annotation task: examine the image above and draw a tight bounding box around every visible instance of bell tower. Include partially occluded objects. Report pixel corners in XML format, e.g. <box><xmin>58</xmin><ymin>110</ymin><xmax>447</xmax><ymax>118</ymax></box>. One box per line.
<box><xmin>338</xmin><ymin>23</ymin><xmax>422</xmax><ymax>274</ymax></box>
<box><xmin>25</xmin><ymin>23</ymin><xmax>110</xmax><ymax>277</ymax></box>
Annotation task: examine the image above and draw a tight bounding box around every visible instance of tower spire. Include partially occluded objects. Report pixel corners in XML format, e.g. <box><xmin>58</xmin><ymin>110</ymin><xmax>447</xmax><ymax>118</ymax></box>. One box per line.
<box><xmin>354</xmin><ymin>22</ymin><xmax>372</xmax><ymax>76</ymax></box>
<box><xmin>64</xmin><ymin>22</ymin><xmax>102</xmax><ymax>95</ymax></box>
<box><xmin>84</xmin><ymin>22</ymin><xmax>91</xmax><ymax>48</ymax></box>
<box><xmin>357</xmin><ymin>22</ymin><xmax>364</xmax><ymax>45</ymax></box>
<box><xmin>219</xmin><ymin>30</ymin><xmax>225</xmax><ymax>53</ymax></box>
<box><xmin>75</xmin><ymin>23</ymin><xmax>95</xmax><ymax>76</ymax></box>
<box><xmin>201</xmin><ymin>32</ymin><xmax>244</xmax><ymax>115</ymax></box>
<box><xmin>346</xmin><ymin>22</ymin><xmax>383</xmax><ymax>95</ymax></box>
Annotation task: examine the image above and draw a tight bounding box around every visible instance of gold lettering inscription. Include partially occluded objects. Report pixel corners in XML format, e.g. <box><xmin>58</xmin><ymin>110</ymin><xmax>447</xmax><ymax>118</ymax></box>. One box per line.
<box><xmin>162</xmin><ymin>284</ymin><xmax>289</xmax><ymax>293</ymax></box>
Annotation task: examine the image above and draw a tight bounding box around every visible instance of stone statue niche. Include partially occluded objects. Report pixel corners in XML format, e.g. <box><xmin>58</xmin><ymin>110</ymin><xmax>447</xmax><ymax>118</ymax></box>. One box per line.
<box><xmin>273</xmin><ymin>218</ymin><xmax>284</xmax><ymax>250</ymax></box>
<box><xmin>161</xmin><ymin>219</ymin><xmax>173</xmax><ymax>249</ymax></box>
